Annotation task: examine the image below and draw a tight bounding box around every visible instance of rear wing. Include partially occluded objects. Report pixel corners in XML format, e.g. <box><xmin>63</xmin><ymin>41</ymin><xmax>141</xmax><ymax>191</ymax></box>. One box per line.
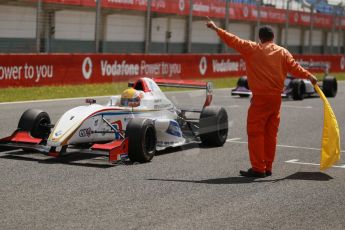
<box><xmin>153</xmin><ymin>78</ymin><xmax>213</xmax><ymax>108</ymax></box>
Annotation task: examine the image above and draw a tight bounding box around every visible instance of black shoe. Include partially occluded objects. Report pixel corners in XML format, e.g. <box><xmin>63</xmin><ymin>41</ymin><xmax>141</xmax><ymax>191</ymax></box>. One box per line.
<box><xmin>266</xmin><ymin>171</ymin><xmax>272</xmax><ymax>176</ymax></box>
<box><xmin>239</xmin><ymin>168</ymin><xmax>266</xmax><ymax>178</ymax></box>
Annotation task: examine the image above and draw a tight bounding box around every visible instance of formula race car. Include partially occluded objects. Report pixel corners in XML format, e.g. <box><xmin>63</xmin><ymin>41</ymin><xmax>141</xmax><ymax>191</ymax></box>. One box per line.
<box><xmin>231</xmin><ymin>64</ymin><xmax>338</xmax><ymax>100</ymax></box>
<box><xmin>0</xmin><ymin>78</ymin><xmax>228</xmax><ymax>163</ymax></box>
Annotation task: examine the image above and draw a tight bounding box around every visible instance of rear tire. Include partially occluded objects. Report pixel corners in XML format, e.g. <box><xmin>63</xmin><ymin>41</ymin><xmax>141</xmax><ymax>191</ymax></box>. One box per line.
<box><xmin>125</xmin><ymin>118</ymin><xmax>157</xmax><ymax>163</ymax></box>
<box><xmin>199</xmin><ymin>106</ymin><xmax>228</xmax><ymax>147</ymax></box>
<box><xmin>322</xmin><ymin>76</ymin><xmax>337</xmax><ymax>97</ymax></box>
<box><xmin>291</xmin><ymin>79</ymin><xmax>305</xmax><ymax>100</ymax></box>
<box><xmin>17</xmin><ymin>109</ymin><xmax>51</xmax><ymax>139</ymax></box>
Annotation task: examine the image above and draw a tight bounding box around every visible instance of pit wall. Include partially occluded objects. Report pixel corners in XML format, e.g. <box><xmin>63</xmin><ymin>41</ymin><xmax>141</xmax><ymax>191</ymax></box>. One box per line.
<box><xmin>0</xmin><ymin>54</ymin><xmax>344</xmax><ymax>88</ymax></box>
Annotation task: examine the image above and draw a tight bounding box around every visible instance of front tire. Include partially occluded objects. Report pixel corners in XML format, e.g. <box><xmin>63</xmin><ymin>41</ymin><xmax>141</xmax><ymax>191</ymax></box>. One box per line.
<box><xmin>17</xmin><ymin>109</ymin><xmax>51</xmax><ymax>139</ymax></box>
<box><xmin>125</xmin><ymin>118</ymin><xmax>157</xmax><ymax>163</ymax></box>
<box><xmin>199</xmin><ymin>106</ymin><xmax>228</xmax><ymax>147</ymax></box>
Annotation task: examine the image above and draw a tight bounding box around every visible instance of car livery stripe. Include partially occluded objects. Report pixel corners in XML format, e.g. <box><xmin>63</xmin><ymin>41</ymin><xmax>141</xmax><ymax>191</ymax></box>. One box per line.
<box><xmin>92</xmin><ymin>112</ymin><xmax>137</xmax><ymax>117</ymax></box>
<box><xmin>92</xmin><ymin>111</ymin><xmax>157</xmax><ymax>117</ymax></box>
<box><xmin>51</xmin><ymin>108</ymin><xmax>161</xmax><ymax>145</ymax></box>
<box><xmin>51</xmin><ymin>108</ymin><xmax>124</xmax><ymax>144</ymax></box>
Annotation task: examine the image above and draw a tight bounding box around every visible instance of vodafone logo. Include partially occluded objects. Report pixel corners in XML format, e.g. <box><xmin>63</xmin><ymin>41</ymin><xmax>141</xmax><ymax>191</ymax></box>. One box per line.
<box><xmin>199</xmin><ymin>57</ymin><xmax>207</xmax><ymax>76</ymax></box>
<box><xmin>341</xmin><ymin>56</ymin><xmax>345</xmax><ymax>70</ymax></box>
<box><xmin>179</xmin><ymin>0</ymin><xmax>185</xmax><ymax>11</ymax></box>
<box><xmin>82</xmin><ymin>57</ymin><xmax>93</xmax><ymax>80</ymax></box>
<box><xmin>243</xmin><ymin>6</ymin><xmax>249</xmax><ymax>18</ymax></box>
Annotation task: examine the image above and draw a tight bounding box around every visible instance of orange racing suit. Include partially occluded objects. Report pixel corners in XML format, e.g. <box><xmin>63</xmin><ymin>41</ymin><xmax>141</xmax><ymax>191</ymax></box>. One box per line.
<box><xmin>216</xmin><ymin>29</ymin><xmax>312</xmax><ymax>173</ymax></box>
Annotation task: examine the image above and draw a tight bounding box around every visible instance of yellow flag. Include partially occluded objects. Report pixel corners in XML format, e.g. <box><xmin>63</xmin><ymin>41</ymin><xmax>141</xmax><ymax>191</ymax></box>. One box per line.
<box><xmin>314</xmin><ymin>85</ymin><xmax>341</xmax><ymax>170</ymax></box>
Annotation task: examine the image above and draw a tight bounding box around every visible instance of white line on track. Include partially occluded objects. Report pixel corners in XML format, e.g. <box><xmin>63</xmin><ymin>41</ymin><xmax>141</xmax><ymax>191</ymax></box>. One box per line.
<box><xmin>0</xmin><ymin>95</ymin><xmax>111</xmax><ymax>105</ymax></box>
<box><xmin>226</xmin><ymin>139</ymin><xmax>345</xmax><ymax>153</ymax></box>
<box><xmin>281</xmin><ymin>105</ymin><xmax>313</xmax><ymax>109</ymax></box>
<box><xmin>227</xmin><ymin>137</ymin><xmax>241</xmax><ymax>141</ymax></box>
<box><xmin>224</xmin><ymin>105</ymin><xmax>240</xmax><ymax>108</ymax></box>
<box><xmin>286</xmin><ymin>159</ymin><xmax>345</xmax><ymax>169</ymax></box>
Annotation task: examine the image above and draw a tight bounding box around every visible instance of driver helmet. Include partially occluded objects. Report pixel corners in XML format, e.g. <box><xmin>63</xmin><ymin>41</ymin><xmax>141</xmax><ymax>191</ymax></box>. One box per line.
<box><xmin>120</xmin><ymin>88</ymin><xmax>143</xmax><ymax>107</ymax></box>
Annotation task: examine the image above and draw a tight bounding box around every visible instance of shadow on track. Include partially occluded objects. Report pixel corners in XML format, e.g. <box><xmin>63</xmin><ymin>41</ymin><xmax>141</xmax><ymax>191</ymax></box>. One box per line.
<box><xmin>0</xmin><ymin>150</ymin><xmax>119</xmax><ymax>169</ymax></box>
<box><xmin>148</xmin><ymin>177</ymin><xmax>273</xmax><ymax>184</ymax></box>
<box><xmin>280</xmin><ymin>171</ymin><xmax>333</xmax><ymax>181</ymax></box>
<box><xmin>148</xmin><ymin>171</ymin><xmax>333</xmax><ymax>185</ymax></box>
<box><xmin>0</xmin><ymin>142</ymin><xmax>213</xmax><ymax>169</ymax></box>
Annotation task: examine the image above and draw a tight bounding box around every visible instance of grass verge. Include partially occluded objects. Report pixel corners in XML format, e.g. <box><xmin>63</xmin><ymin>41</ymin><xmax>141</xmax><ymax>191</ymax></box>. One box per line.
<box><xmin>0</xmin><ymin>73</ymin><xmax>343</xmax><ymax>103</ymax></box>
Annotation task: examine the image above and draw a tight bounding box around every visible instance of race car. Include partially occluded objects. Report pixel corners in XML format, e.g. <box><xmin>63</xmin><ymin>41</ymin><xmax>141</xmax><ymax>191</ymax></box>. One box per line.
<box><xmin>231</xmin><ymin>64</ymin><xmax>338</xmax><ymax>100</ymax></box>
<box><xmin>0</xmin><ymin>77</ymin><xmax>228</xmax><ymax>163</ymax></box>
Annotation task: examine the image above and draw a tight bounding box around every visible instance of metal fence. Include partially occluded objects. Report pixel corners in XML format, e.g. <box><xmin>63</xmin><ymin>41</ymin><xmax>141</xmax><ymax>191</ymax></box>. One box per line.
<box><xmin>0</xmin><ymin>0</ymin><xmax>344</xmax><ymax>54</ymax></box>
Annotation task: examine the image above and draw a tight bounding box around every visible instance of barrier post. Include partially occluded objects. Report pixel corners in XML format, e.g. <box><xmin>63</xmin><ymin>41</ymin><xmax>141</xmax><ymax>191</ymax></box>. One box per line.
<box><xmin>36</xmin><ymin>0</ymin><xmax>43</xmax><ymax>53</ymax></box>
<box><xmin>301</xmin><ymin>0</ymin><xmax>321</xmax><ymax>54</ymax></box>
<box><xmin>331</xmin><ymin>6</ymin><xmax>338</xmax><ymax>54</ymax></box>
<box><xmin>256</xmin><ymin>0</ymin><xmax>262</xmax><ymax>41</ymax></box>
<box><xmin>338</xmin><ymin>5</ymin><xmax>344</xmax><ymax>54</ymax></box>
<box><xmin>95</xmin><ymin>0</ymin><xmax>102</xmax><ymax>53</ymax></box>
<box><xmin>144</xmin><ymin>0</ymin><xmax>152</xmax><ymax>53</ymax></box>
<box><xmin>221</xmin><ymin>0</ymin><xmax>230</xmax><ymax>53</ymax></box>
<box><xmin>185</xmin><ymin>0</ymin><xmax>193</xmax><ymax>53</ymax></box>
<box><xmin>284</xmin><ymin>0</ymin><xmax>293</xmax><ymax>48</ymax></box>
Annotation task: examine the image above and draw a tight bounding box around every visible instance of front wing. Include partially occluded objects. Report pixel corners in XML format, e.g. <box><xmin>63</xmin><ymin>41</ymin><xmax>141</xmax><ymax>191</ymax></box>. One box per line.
<box><xmin>0</xmin><ymin>130</ymin><xmax>129</xmax><ymax>163</ymax></box>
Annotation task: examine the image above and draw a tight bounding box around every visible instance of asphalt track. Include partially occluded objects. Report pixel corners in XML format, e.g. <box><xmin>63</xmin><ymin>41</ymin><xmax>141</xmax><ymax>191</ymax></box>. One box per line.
<box><xmin>1</xmin><ymin>83</ymin><xmax>345</xmax><ymax>230</ymax></box>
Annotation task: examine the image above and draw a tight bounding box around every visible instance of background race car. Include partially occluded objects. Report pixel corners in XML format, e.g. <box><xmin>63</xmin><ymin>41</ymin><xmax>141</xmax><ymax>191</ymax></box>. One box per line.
<box><xmin>231</xmin><ymin>64</ymin><xmax>338</xmax><ymax>100</ymax></box>
<box><xmin>0</xmin><ymin>78</ymin><xmax>228</xmax><ymax>163</ymax></box>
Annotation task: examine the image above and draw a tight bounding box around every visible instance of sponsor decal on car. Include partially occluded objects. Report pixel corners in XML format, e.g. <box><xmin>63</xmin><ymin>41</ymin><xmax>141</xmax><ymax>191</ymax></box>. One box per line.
<box><xmin>111</xmin><ymin>120</ymin><xmax>123</xmax><ymax>139</ymax></box>
<box><xmin>157</xmin><ymin>141</ymin><xmax>178</xmax><ymax>146</ymax></box>
<box><xmin>166</xmin><ymin>120</ymin><xmax>182</xmax><ymax>137</ymax></box>
<box><xmin>79</xmin><ymin>127</ymin><xmax>92</xmax><ymax>137</ymax></box>
<box><xmin>154</xmin><ymin>104</ymin><xmax>171</xmax><ymax>110</ymax></box>
<box><xmin>54</xmin><ymin>130</ymin><xmax>63</xmax><ymax>137</ymax></box>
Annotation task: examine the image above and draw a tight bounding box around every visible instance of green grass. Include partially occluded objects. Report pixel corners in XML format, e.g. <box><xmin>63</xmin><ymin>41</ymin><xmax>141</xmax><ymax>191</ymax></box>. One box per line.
<box><xmin>0</xmin><ymin>83</ymin><xmax>129</xmax><ymax>103</ymax></box>
<box><xmin>315</xmin><ymin>72</ymin><xmax>345</xmax><ymax>80</ymax></box>
<box><xmin>0</xmin><ymin>73</ymin><xmax>343</xmax><ymax>103</ymax></box>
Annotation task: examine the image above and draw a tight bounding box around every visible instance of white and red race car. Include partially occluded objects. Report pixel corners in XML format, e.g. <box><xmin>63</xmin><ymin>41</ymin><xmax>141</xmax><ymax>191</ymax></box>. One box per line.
<box><xmin>0</xmin><ymin>78</ymin><xmax>228</xmax><ymax>163</ymax></box>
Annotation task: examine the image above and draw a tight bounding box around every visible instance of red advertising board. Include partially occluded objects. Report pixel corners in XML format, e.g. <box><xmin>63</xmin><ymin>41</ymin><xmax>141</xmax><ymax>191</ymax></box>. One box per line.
<box><xmin>35</xmin><ymin>0</ymin><xmax>345</xmax><ymax>29</ymax></box>
<box><xmin>230</xmin><ymin>4</ymin><xmax>334</xmax><ymax>28</ymax></box>
<box><xmin>0</xmin><ymin>54</ymin><xmax>344</xmax><ymax>88</ymax></box>
<box><xmin>42</xmin><ymin>0</ymin><xmax>190</xmax><ymax>14</ymax></box>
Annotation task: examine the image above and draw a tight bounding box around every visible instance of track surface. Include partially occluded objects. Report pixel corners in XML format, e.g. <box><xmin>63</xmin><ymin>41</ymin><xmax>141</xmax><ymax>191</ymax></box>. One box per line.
<box><xmin>1</xmin><ymin>84</ymin><xmax>345</xmax><ymax>230</ymax></box>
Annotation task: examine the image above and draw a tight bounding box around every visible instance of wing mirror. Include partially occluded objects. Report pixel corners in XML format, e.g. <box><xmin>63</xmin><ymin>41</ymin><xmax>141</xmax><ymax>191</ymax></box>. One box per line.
<box><xmin>85</xmin><ymin>99</ymin><xmax>96</xmax><ymax>105</ymax></box>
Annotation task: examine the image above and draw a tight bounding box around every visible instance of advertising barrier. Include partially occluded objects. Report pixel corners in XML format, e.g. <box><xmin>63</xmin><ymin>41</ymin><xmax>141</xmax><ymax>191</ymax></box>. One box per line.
<box><xmin>0</xmin><ymin>54</ymin><xmax>344</xmax><ymax>88</ymax></box>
